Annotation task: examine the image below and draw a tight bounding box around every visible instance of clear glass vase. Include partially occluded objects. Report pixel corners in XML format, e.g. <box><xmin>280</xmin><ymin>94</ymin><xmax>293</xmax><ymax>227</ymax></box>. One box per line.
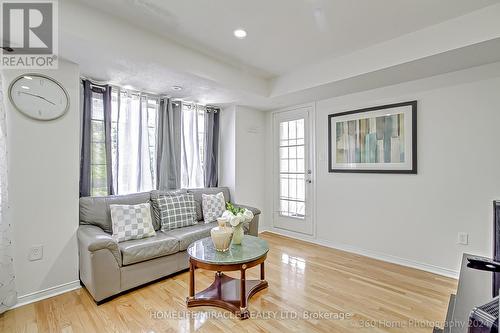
<box><xmin>232</xmin><ymin>224</ymin><xmax>244</xmax><ymax>245</ymax></box>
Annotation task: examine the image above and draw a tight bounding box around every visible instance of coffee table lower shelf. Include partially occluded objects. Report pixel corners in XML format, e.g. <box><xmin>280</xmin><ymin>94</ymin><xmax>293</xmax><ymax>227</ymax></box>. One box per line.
<box><xmin>186</xmin><ymin>272</ymin><xmax>268</xmax><ymax>319</ymax></box>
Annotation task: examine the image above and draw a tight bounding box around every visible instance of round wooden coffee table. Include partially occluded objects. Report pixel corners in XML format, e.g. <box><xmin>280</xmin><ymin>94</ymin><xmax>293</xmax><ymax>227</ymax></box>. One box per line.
<box><xmin>186</xmin><ymin>235</ymin><xmax>269</xmax><ymax>319</ymax></box>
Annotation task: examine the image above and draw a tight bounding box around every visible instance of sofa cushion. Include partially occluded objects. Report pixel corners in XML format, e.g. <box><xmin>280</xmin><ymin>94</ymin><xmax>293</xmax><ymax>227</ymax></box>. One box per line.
<box><xmin>150</xmin><ymin>189</ymin><xmax>187</xmax><ymax>230</ymax></box>
<box><xmin>188</xmin><ymin>187</ymin><xmax>231</xmax><ymax>221</ymax></box>
<box><xmin>118</xmin><ymin>232</ymin><xmax>180</xmax><ymax>266</ymax></box>
<box><xmin>164</xmin><ymin>222</ymin><xmax>217</xmax><ymax>251</ymax></box>
<box><xmin>80</xmin><ymin>192</ymin><xmax>151</xmax><ymax>233</ymax></box>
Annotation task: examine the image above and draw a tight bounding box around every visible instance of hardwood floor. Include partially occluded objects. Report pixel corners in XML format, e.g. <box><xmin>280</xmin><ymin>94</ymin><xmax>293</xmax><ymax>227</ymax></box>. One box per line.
<box><xmin>0</xmin><ymin>232</ymin><xmax>457</xmax><ymax>333</ymax></box>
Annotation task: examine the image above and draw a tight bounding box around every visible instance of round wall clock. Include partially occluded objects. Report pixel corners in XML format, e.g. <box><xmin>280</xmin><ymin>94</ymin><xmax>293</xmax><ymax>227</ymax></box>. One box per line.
<box><xmin>8</xmin><ymin>74</ymin><xmax>70</xmax><ymax>121</ymax></box>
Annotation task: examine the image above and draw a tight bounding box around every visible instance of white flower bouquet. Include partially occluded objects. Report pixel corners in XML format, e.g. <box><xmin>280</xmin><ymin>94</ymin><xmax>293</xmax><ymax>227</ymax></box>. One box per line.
<box><xmin>222</xmin><ymin>202</ymin><xmax>254</xmax><ymax>244</ymax></box>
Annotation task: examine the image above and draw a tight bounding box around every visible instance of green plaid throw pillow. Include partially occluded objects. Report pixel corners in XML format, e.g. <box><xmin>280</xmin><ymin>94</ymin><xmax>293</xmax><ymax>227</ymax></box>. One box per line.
<box><xmin>157</xmin><ymin>193</ymin><xmax>197</xmax><ymax>231</ymax></box>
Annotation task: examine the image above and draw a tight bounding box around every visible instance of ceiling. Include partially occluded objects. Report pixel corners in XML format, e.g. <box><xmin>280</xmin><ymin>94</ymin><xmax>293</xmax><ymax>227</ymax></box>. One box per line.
<box><xmin>61</xmin><ymin>0</ymin><xmax>500</xmax><ymax>109</ymax></box>
<box><xmin>76</xmin><ymin>0</ymin><xmax>498</xmax><ymax>77</ymax></box>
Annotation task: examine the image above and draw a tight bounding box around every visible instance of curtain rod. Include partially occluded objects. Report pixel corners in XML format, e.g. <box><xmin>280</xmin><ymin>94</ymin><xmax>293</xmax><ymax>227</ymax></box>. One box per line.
<box><xmin>81</xmin><ymin>76</ymin><xmax>162</xmax><ymax>97</ymax></box>
<box><xmin>80</xmin><ymin>76</ymin><xmax>220</xmax><ymax>109</ymax></box>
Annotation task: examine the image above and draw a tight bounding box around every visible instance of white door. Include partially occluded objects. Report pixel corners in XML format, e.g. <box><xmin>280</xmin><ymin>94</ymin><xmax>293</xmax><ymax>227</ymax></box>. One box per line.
<box><xmin>273</xmin><ymin>106</ymin><xmax>314</xmax><ymax>235</ymax></box>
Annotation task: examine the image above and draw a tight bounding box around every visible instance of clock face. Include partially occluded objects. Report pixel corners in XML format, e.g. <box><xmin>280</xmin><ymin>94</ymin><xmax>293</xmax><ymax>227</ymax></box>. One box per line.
<box><xmin>9</xmin><ymin>74</ymin><xmax>70</xmax><ymax>121</ymax></box>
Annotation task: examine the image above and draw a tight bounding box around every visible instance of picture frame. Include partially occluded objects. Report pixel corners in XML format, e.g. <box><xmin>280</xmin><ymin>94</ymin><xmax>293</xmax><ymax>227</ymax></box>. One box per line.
<box><xmin>328</xmin><ymin>101</ymin><xmax>417</xmax><ymax>174</ymax></box>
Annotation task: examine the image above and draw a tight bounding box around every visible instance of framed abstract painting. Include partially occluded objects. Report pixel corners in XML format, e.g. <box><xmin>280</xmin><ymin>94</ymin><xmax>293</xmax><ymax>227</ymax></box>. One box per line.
<box><xmin>328</xmin><ymin>101</ymin><xmax>417</xmax><ymax>174</ymax></box>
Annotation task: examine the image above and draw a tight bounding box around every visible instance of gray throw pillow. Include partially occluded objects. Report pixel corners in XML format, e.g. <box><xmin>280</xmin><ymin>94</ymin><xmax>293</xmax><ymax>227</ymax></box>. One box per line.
<box><xmin>110</xmin><ymin>203</ymin><xmax>156</xmax><ymax>243</ymax></box>
<box><xmin>202</xmin><ymin>192</ymin><xmax>226</xmax><ymax>223</ymax></box>
<box><xmin>150</xmin><ymin>189</ymin><xmax>187</xmax><ymax>228</ymax></box>
<box><xmin>157</xmin><ymin>193</ymin><xmax>197</xmax><ymax>231</ymax></box>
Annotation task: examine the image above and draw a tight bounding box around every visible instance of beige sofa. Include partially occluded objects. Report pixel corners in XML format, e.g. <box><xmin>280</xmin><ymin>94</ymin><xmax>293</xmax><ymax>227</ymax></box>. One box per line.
<box><xmin>77</xmin><ymin>187</ymin><xmax>260</xmax><ymax>303</ymax></box>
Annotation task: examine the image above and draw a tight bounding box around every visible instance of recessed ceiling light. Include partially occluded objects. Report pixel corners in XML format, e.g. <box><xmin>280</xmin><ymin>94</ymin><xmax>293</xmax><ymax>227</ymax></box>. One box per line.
<box><xmin>172</xmin><ymin>85</ymin><xmax>183</xmax><ymax>91</ymax></box>
<box><xmin>233</xmin><ymin>29</ymin><xmax>247</xmax><ymax>39</ymax></box>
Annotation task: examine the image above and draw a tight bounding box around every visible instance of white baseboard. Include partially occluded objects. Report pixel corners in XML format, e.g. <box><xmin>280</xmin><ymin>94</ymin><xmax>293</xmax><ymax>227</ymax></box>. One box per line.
<box><xmin>9</xmin><ymin>280</ymin><xmax>81</xmax><ymax>310</ymax></box>
<box><xmin>260</xmin><ymin>227</ymin><xmax>459</xmax><ymax>279</ymax></box>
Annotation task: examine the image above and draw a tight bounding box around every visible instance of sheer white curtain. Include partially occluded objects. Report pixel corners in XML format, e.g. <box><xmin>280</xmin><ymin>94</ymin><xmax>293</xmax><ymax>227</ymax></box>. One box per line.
<box><xmin>181</xmin><ymin>104</ymin><xmax>204</xmax><ymax>188</ymax></box>
<box><xmin>113</xmin><ymin>92</ymin><xmax>157</xmax><ymax>194</ymax></box>
<box><xmin>0</xmin><ymin>84</ymin><xmax>17</xmax><ymax>313</ymax></box>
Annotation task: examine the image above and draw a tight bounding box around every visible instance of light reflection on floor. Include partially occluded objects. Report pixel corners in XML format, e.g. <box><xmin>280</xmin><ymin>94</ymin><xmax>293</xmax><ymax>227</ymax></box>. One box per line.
<box><xmin>189</xmin><ymin>311</ymin><xmax>208</xmax><ymax>331</ymax></box>
<box><xmin>281</xmin><ymin>253</ymin><xmax>306</xmax><ymax>273</ymax></box>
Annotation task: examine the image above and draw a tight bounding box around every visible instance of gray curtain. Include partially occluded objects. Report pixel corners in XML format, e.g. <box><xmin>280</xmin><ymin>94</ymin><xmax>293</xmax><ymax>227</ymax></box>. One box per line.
<box><xmin>157</xmin><ymin>98</ymin><xmax>182</xmax><ymax>190</ymax></box>
<box><xmin>79</xmin><ymin>80</ymin><xmax>114</xmax><ymax>197</ymax></box>
<box><xmin>79</xmin><ymin>80</ymin><xmax>92</xmax><ymax>197</ymax></box>
<box><xmin>204</xmin><ymin>107</ymin><xmax>219</xmax><ymax>187</ymax></box>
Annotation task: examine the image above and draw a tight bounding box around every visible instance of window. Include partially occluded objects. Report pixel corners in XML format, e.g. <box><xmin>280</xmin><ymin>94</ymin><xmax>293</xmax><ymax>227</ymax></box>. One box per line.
<box><xmin>90</xmin><ymin>90</ymin><xmax>107</xmax><ymax>197</ymax></box>
<box><xmin>85</xmin><ymin>84</ymin><xmax>209</xmax><ymax>196</ymax></box>
<box><xmin>279</xmin><ymin>119</ymin><xmax>306</xmax><ymax>218</ymax></box>
<box><xmin>146</xmin><ymin>99</ymin><xmax>158</xmax><ymax>186</ymax></box>
<box><xmin>110</xmin><ymin>90</ymin><xmax>119</xmax><ymax>187</ymax></box>
<box><xmin>180</xmin><ymin>103</ymin><xmax>206</xmax><ymax>189</ymax></box>
<box><xmin>111</xmin><ymin>91</ymin><xmax>159</xmax><ymax>194</ymax></box>
<box><xmin>197</xmin><ymin>107</ymin><xmax>205</xmax><ymax>168</ymax></box>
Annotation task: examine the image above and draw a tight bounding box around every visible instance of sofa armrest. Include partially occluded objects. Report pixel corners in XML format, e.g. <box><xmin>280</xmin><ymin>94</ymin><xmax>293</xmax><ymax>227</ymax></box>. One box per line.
<box><xmin>232</xmin><ymin>203</ymin><xmax>261</xmax><ymax>216</ymax></box>
<box><xmin>77</xmin><ymin>225</ymin><xmax>121</xmax><ymax>265</ymax></box>
<box><xmin>233</xmin><ymin>203</ymin><xmax>260</xmax><ymax>236</ymax></box>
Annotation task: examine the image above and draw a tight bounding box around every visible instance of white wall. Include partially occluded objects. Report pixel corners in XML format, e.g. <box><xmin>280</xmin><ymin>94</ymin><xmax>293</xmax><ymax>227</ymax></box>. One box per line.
<box><xmin>219</xmin><ymin>105</ymin><xmax>267</xmax><ymax>228</ymax></box>
<box><xmin>1</xmin><ymin>59</ymin><xmax>80</xmax><ymax>300</ymax></box>
<box><xmin>266</xmin><ymin>63</ymin><xmax>500</xmax><ymax>276</ymax></box>
<box><xmin>263</xmin><ymin>111</ymin><xmax>274</xmax><ymax>231</ymax></box>
<box><xmin>234</xmin><ymin>107</ymin><xmax>266</xmax><ymax>224</ymax></box>
<box><xmin>219</xmin><ymin>105</ymin><xmax>236</xmax><ymax>196</ymax></box>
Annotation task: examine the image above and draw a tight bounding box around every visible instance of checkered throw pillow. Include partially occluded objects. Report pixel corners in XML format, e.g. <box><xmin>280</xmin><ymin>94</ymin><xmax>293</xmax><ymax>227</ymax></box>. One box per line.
<box><xmin>150</xmin><ymin>189</ymin><xmax>186</xmax><ymax>225</ymax></box>
<box><xmin>110</xmin><ymin>203</ymin><xmax>156</xmax><ymax>243</ymax></box>
<box><xmin>202</xmin><ymin>192</ymin><xmax>226</xmax><ymax>223</ymax></box>
<box><xmin>157</xmin><ymin>193</ymin><xmax>197</xmax><ymax>231</ymax></box>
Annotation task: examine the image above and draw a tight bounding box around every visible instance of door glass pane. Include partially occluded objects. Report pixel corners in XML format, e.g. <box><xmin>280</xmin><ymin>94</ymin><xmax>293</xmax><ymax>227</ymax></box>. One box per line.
<box><xmin>289</xmin><ymin>175</ymin><xmax>297</xmax><ymax>198</ymax></box>
<box><xmin>296</xmin><ymin>201</ymin><xmax>305</xmax><ymax>217</ymax></box>
<box><xmin>280</xmin><ymin>176</ymin><xmax>289</xmax><ymax>198</ymax></box>
<box><xmin>289</xmin><ymin>120</ymin><xmax>296</xmax><ymax>140</ymax></box>
<box><xmin>297</xmin><ymin>146</ymin><xmax>304</xmax><ymax>159</ymax></box>
<box><xmin>279</xmin><ymin>118</ymin><xmax>306</xmax><ymax>219</ymax></box>
<box><xmin>280</xmin><ymin>147</ymin><xmax>288</xmax><ymax>159</ymax></box>
<box><xmin>297</xmin><ymin>175</ymin><xmax>305</xmax><ymax>201</ymax></box>
<box><xmin>280</xmin><ymin>122</ymin><xmax>288</xmax><ymax>140</ymax></box>
<box><xmin>280</xmin><ymin>200</ymin><xmax>289</xmax><ymax>215</ymax></box>
<box><xmin>280</xmin><ymin>159</ymin><xmax>289</xmax><ymax>172</ymax></box>
<box><xmin>297</xmin><ymin>119</ymin><xmax>304</xmax><ymax>139</ymax></box>
<box><xmin>297</xmin><ymin>159</ymin><xmax>305</xmax><ymax>173</ymax></box>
